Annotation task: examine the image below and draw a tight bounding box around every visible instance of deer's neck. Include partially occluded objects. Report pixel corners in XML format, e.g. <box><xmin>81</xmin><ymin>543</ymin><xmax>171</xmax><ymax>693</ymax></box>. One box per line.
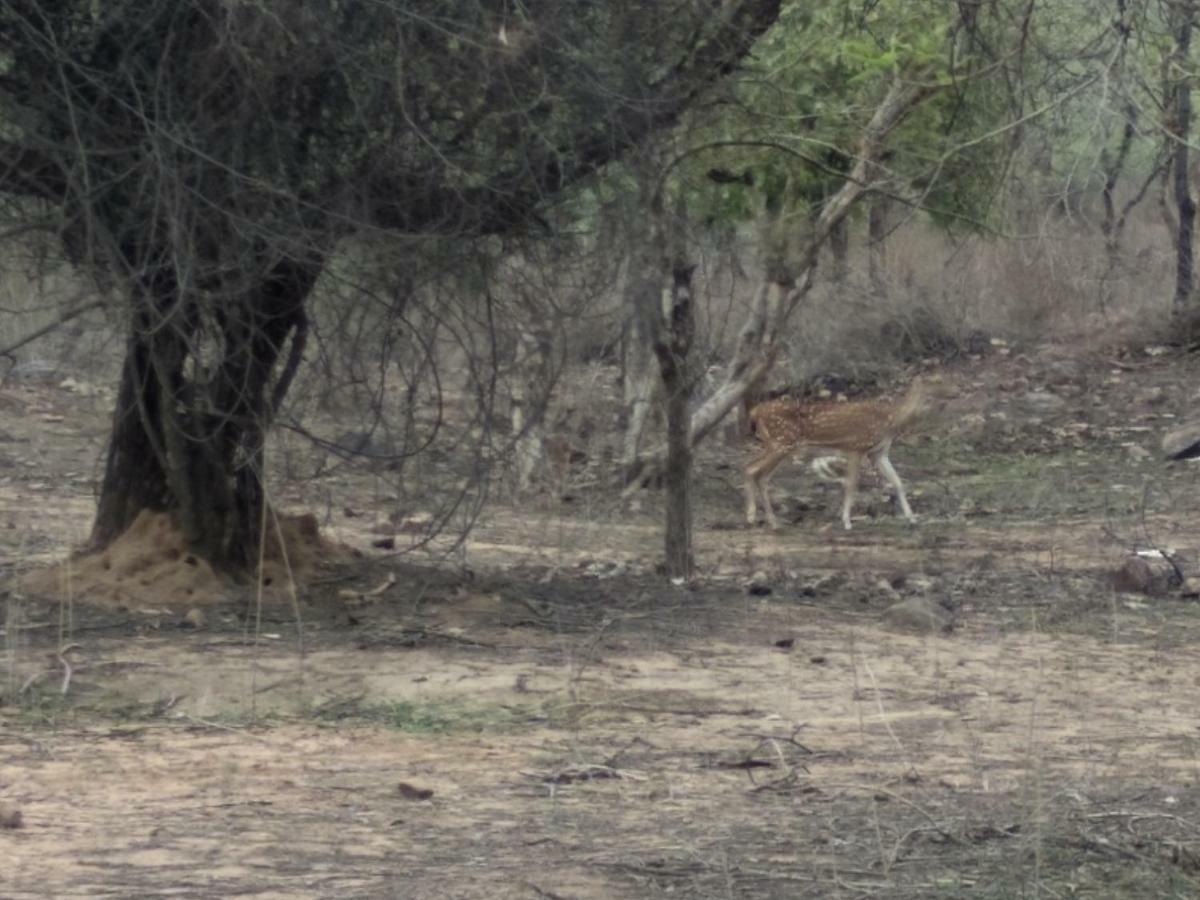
<box><xmin>892</xmin><ymin>383</ymin><xmax>930</xmax><ymax>431</ymax></box>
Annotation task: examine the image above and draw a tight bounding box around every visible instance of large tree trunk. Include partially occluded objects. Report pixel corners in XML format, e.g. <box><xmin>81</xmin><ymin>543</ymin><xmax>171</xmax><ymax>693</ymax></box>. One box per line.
<box><xmin>90</xmin><ymin>257</ymin><xmax>317</xmax><ymax>572</ymax></box>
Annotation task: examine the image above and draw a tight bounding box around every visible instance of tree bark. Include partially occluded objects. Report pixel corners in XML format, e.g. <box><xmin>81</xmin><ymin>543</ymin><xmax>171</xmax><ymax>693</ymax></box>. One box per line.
<box><xmin>867</xmin><ymin>193</ymin><xmax>890</xmax><ymax>299</ymax></box>
<box><xmin>1098</xmin><ymin>98</ymin><xmax>1154</xmax><ymax>310</ymax></box>
<box><xmin>655</xmin><ymin>262</ymin><xmax>696</xmax><ymax>579</ymax></box>
<box><xmin>621</xmin><ymin>258</ymin><xmax>663</xmax><ymax>476</ymax></box>
<box><xmin>1173</xmin><ymin>1</ymin><xmax>1197</xmax><ymax>311</ymax></box>
<box><xmin>828</xmin><ymin>217</ymin><xmax>849</xmax><ymax>288</ymax></box>
<box><xmin>511</xmin><ymin>324</ymin><xmax>554</xmax><ymax>491</ymax></box>
<box><xmin>90</xmin><ymin>257</ymin><xmax>318</xmax><ymax>572</ymax></box>
<box><xmin>1100</xmin><ymin>102</ymin><xmax>1137</xmax><ymax>259</ymax></box>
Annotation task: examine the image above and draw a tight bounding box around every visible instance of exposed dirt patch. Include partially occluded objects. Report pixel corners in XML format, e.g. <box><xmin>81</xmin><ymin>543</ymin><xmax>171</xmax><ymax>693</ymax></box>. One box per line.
<box><xmin>6</xmin><ymin>344</ymin><xmax>1200</xmax><ymax>897</ymax></box>
<box><xmin>19</xmin><ymin>509</ymin><xmax>359</xmax><ymax>611</ymax></box>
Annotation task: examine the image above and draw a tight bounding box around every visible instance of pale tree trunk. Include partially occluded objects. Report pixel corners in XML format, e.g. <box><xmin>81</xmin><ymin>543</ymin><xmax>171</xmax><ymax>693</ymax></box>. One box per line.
<box><xmin>621</xmin><ymin>259</ymin><xmax>663</xmax><ymax>475</ymax></box>
<box><xmin>620</xmin><ymin>157</ymin><xmax>668</xmax><ymax>485</ymax></box>
<box><xmin>1172</xmin><ymin>0</ymin><xmax>1196</xmax><ymax>310</ymax></box>
<box><xmin>867</xmin><ymin>192</ymin><xmax>890</xmax><ymax>299</ymax></box>
<box><xmin>510</xmin><ymin>324</ymin><xmax>553</xmax><ymax>491</ymax></box>
<box><xmin>680</xmin><ymin>75</ymin><xmax>938</xmax><ymax>458</ymax></box>
<box><xmin>736</xmin><ymin>195</ymin><xmax>791</xmax><ymax>438</ymax></box>
<box><xmin>1161</xmin><ymin>161</ymin><xmax>1180</xmax><ymax>239</ymax></box>
<box><xmin>828</xmin><ymin>217</ymin><xmax>849</xmax><ymax>288</ymax></box>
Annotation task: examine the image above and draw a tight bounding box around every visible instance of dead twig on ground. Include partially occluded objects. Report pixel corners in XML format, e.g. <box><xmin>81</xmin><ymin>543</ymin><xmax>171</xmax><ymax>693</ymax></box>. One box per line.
<box><xmin>525</xmin><ymin>884</ymin><xmax>570</xmax><ymax>900</ymax></box>
<box><xmin>175</xmin><ymin>714</ymin><xmax>272</xmax><ymax>743</ymax></box>
<box><xmin>824</xmin><ymin>782</ymin><xmax>966</xmax><ymax>847</ymax></box>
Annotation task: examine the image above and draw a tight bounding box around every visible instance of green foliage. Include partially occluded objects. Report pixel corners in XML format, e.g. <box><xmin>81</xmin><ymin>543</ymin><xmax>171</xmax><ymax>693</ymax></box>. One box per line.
<box><xmin>991</xmin><ymin>0</ymin><xmax>1169</xmax><ymax>219</ymax></box>
<box><xmin>663</xmin><ymin>0</ymin><xmax>1020</xmax><ymax>235</ymax></box>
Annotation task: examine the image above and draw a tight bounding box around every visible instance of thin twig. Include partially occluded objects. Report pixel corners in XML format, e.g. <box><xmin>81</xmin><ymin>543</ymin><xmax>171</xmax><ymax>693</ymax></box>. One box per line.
<box><xmin>175</xmin><ymin>714</ymin><xmax>272</xmax><ymax>743</ymax></box>
<box><xmin>56</xmin><ymin>651</ymin><xmax>72</xmax><ymax>696</ymax></box>
<box><xmin>0</xmin><ymin>298</ymin><xmax>105</xmax><ymax>360</ymax></box>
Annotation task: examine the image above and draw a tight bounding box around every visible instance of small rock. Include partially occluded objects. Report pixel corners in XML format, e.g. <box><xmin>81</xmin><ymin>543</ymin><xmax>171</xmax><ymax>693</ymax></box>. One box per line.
<box><xmin>1163</xmin><ymin>421</ymin><xmax>1200</xmax><ymax>460</ymax></box>
<box><xmin>393</xmin><ymin>511</ymin><xmax>434</xmax><ymax>534</ymax></box>
<box><xmin>182</xmin><ymin>608</ymin><xmax>207</xmax><ymax>629</ymax></box>
<box><xmin>0</xmin><ymin>802</ymin><xmax>22</xmax><ymax>829</ymax></box>
<box><xmin>1111</xmin><ymin>556</ymin><xmax>1169</xmax><ymax>596</ymax></box>
<box><xmin>397</xmin><ymin>782</ymin><xmax>434</xmax><ymax>801</ymax></box>
<box><xmin>874</xmin><ymin>578</ymin><xmax>900</xmax><ymax>600</ymax></box>
<box><xmin>881</xmin><ymin>597</ymin><xmax>954</xmax><ymax>633</ymax></box>
<box><xmin>1024</xmin><ymin>390</ymin><xmax>1066</xmax><ymax>412</ymax></box>
<box><xmin>1126</xmin><ymin>444</ymin><xmax>1152</xmax><ymax>462</ymax></box>
<box><xmin>584</xmin><ymin>560</ymin><xmax>627</xmax><ymax>579</ymax></box>
<box><xmin>1142</xmin><ymin>386</ymin><xmax>1167</xmax><ymax>406</ymax></box>
<box><xmin>1181</xmin><ymin>576</ymin><xmax>1200</xmax><ymax>598</ymax></box>
<box><xmin>746</xmin><ymin>571</ymin><xmax>772</xmax><ymax>596</ymax></box>
<box><xmin>965</xmin><ymin>331</ymin><xmax>992</xmax><ymax>355</ymax></box>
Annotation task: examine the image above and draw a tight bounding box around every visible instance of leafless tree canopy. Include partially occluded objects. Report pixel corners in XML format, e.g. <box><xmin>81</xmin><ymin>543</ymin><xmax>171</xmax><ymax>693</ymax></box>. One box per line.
<box><xmin>0</xmin><ymin>0</ymin><xmax>783</xmax><ymax>570</ymax></box>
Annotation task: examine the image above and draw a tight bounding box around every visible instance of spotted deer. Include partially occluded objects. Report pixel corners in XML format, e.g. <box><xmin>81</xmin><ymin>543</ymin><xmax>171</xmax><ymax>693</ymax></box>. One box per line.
<box><xmin>744</xmin><ymin>373</ymin><xmax>954</xmax><ymax>530</ymax></box>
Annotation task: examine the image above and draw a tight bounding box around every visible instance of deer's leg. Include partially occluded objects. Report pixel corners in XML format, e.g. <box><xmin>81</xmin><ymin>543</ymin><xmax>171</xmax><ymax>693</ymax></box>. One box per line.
<box><xmin>872</xmin><ymin>447</ymin><xmax>916</xmax><ymax>523</ymax></box>
<box><xmin>744</xmin><ymin>458</ymin><xmax>761</xmax><ymax>525</ymax></box>
<box><xmin>810</xmin><ymin>454</ymin><xmax>845</xmax><ymax>482</ymax></box>
<box><xmin>840</xmin><ymin>453</ymin><xmax>863</xmax><ymax>530</ymax></box>
<box><xmin>746</xmin><ymin>448</ymin><xmax>789</xmax><ymax>529</ymax></box>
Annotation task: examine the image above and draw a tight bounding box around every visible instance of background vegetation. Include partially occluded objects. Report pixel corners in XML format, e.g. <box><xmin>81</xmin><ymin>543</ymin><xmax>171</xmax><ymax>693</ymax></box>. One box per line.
<box><xmin>0</xmin><ymin>0</ymin><xmax>1195</xmax><ymax>572</ymax></box>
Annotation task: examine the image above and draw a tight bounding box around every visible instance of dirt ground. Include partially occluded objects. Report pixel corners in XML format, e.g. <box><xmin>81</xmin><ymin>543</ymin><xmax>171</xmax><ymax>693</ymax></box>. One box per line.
<box><xmin>6</xmin><ymin>341</ymin><xmax>1200</xmax><ymax>898</ymax></box>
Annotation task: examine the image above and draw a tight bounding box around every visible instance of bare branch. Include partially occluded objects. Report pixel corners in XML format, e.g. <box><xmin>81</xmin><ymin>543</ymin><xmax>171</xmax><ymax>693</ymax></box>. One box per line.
<box><xmin>0</xmin><ymin>297</ymin><xmax>104</xmax><ymax>361</ymax></box>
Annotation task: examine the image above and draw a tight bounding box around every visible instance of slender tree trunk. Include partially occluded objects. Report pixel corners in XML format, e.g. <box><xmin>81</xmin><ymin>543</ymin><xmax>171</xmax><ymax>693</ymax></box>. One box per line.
<box><xmin>511</xmin><ymin>324</ymin><xmax>553</xmax><ymax>491</ymax></box>
<box><xmin>738</xmin><ymin>199</ymin><xmax>791</xmax><ymax>438</ymax></box>
<box><xmin>828</xmin><ymin>217</ymin><xmax>848</xmax><ymax>288</ymax></box>
<box><xmin>621</xmin><ymin>262</ymin><xmax>662</xmax><ymax>475</ymax></box>
<box><xmin>655</xmin><ymin>262</ymin><xmax>695</xmax><ymax>579</ymax></box>
<box><xmin>867</xmin><ymin>193</ymin><xmax>890</xmax><ymax>299</ymax></box>
<box><xmin>623</xmin><ymin>168</ymin><xmax>696</xmax><ymax>576</ymax></box>
<box><xmin>1099</xmin><ymin>97</ymin><xmax>1140</xmax><ymax>310</ymax></box>
<box><xmin>1161</xmin><ymin>160</ymin><xmax>1180</xmax><ymax>240</ymax></box>
<box><xmin>1173</xmin><ymin>1</ymin><xmax>1197</xmax><ymax>310</ymax></box>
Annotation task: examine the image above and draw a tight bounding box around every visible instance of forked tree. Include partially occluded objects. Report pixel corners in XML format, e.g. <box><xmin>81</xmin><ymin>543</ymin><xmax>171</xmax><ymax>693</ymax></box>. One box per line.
<box><xmin>0</xmin><ymin>0</ymin><xmax>784</xmax><ymax>573</ymax></box>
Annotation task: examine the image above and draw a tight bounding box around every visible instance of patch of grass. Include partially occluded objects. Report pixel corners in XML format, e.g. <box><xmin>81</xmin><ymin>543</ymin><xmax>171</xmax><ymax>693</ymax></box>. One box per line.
<box><xmin>2</xmin><ymin>682</ymin><xmax>73</xmax><ymax>726</ymax></box>
<box><xmin>314</xmin><ymin>697</ymin><xmax>565</xmax><ymax>734</ymax></box>
<box><xmin>905</xmin><ymin>442</ymin><xmax>1151</xmax><ymax>520</ymax></box>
